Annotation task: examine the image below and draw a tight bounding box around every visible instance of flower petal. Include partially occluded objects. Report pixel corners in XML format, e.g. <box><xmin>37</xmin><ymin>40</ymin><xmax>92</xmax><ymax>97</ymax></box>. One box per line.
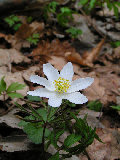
<box><xmin>27</xmin><ymin>88</ymin><xmax>62</xmax><ymax>107</ymax></box>
<box><xmin>27</xmin><ymin>88</ymin><xmax>55</xmax><ymax>98</ymax></box>
<box><xmin>43</xmin><ymin>63</ymin><xmax>59</xmax><ymax>81</ymax></box>
<box><xmin>30</xmin><ymin>75</ymin><xmax>54</xmax><ymax>91</ymax></box>
<box><xmin>63</xmin><ymin>92</ymin><xmax>88</xmax><ymax>104</ymax></box>
<box><xmin>60</xmin><ymin>62</ymin><xmax>74</xmax><ymax>81</ymax></box>
<box><xmin>48</xmin><ymin>95</ymin><xmax>62</xmax><ymax>107</ymax></box>
<box><xmin>67</xmin><ymin>77</ymin><xmax>94</xmax><ymax>93</ymax></box>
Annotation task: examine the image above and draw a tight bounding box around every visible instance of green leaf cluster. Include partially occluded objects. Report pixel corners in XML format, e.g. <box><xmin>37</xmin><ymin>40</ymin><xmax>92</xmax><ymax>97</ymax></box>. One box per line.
<box><xmin>57</xmin><ymin>7</ymin><xmax>73</xmax><ymax>27</ymax></box>
<box><xmin>87</xmin><ymin>100</ymin><xmax>102</xmax><ymax>112</ymax></box>
<box><xmin>66</xmin><ymin>27</ymin><xmax>82</xmax><ymax>38</ymax></box>
<box><xmin>78</xmin><ymin>0</ymin><xmax>120</xmax><ymax>18</ymax></box>
<box><xmin>0</xmin><ymin>76</ymin><xmax>25</xmax><ymax>99</ymax></box>
<box><xmin>18</xmin><ymin>103</ymin><xmax>57</xmax><ymax>144</ymax></box>
<box><xmin>4</xmin><ymin>15</ymin><xmax>22</xmax><ymax>31</ymax></box>
<box><xmin>106</xmin><ymin>0</ymin><xmax>120</xmax><ymax>18</ymax></box>
<box><xmin>61</xmin><ymin>113</ymin><xmax>102</xmax><ymax>159</ymax></box>
<box><xmin>18</xmin><ymin>97</ymin><xmax>102</xmax><ymax>160</ymax></box>
<box><xmin>27</xmin><ymin>33</ymin><xmax>40</xmax><ymax>45</ymax></box>
<box><xmin>48</xmin><ymin>112</ymin><xmax>102</xmax><ymax>159</ymax></box>
<box><xmin>78</xmin><ymin>0</ymin><xmax>97</xmax><ymax>9</ymax></box>
<box><xmin>19</xmin><ymin>108</ymin><xmax>49</xmax><ymax>144</ymax></box>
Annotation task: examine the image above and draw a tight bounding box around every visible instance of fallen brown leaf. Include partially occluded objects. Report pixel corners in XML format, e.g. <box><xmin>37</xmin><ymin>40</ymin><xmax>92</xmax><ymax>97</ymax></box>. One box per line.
<box><xmin>65</xmin><ymin>39</ymin><xmax>105</xmax><ymax>67</ymax></box>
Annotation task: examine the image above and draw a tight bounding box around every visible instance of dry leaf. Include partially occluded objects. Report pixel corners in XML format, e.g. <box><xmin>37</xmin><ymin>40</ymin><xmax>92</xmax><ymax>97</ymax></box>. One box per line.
<box><xmin>84</xmin><ymin>77</ymin><xmax>106</xmax><ymax>104</ymax></box>
<box><xmin>65</xmin><ymin>39</ymin><xmax>105</xmax><ymax>67</ymax></box>
<box><xmin>0</xmin><ymin>135</ymin><xmax>30</xmax><ymax>152</ymax></box>
<box><xmin>0</xmin><ymin>49</ymin><xmax>31</xmax><ymax>67</ymax></box>
<box><xmin>0</xmin><ymin>108</ymin><xmax>21</xmax><ymax>129</ymax></box>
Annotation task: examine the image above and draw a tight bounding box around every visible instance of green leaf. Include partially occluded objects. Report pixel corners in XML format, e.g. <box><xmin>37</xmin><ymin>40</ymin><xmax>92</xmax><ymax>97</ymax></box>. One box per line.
<box><xmin>4</xmin><ymin>17</ymin><xmax>15</xmax><ymax>27</ymax></box>
<box><xmin>12</xmin><ymin>15</ymin><xmax>20</xmax><ymax>22</ymax></box>
<box><xmin>111</xmin><ymin>105</ymin><xmax>120</xmax><ymax>111</ymax></box>
<box><xmin>7</xmin><ymin>82</ymin><xmax>25</xmax><ymax>92</ymax></box>
<box><xmin>87</xmin><ymin>100</ymin><xmax>102</xmax><ymax>112</ymax></box>
<box><xmin>111</xmin><ymin>41</ymin><xmax>120</xmax><ymax>48</ymax></box>
<box><xmin>48</xmin><ymin>130</ymin><xmax>64</xmax><ymax>148</ymax></box>
<box><xmin>18</xmin><ymin>115</ymin><xmax>35</xmax><ymax>127</ymax></box>
<box><xmin>0</xmin><ymin>76</ymin><xmax>6</xmax><ymax>94</ymax></box>
<box><xmin>48</xmin><ymin>1</ymin><xmax>59</xmax><ymax>13</ymax></box>
<box><xmin>23</xmin><ymin>123</ymin><xmax>50</xmax><ymax>144</ymax></box>
<box><xmin>106</xmin><ymin>0</ymin><xmax>113</xmax><ymax>11</ymax></box>
<box><xmin>7</xmin><ymin>92</ymin><xmax>24</xmax><ymax>99</ymax></box>
<box><xmin>27</xmin><ymin>95</ymin><xmax>42</xmax><ymax>101</ymax></box>
<box><xmin>13</xmin><ymin>23</ymin><xmax>22</xmax><ymax>31</ymax></box>
<box><xmin>49</xmin><ymin>152</ymin><xmax>59</xmax><ymax>160</ymax></box>
<box><xmin>113</xmin><ymin>3</ymin><xmax>119</xmax><ymax>18</ymax></box>
<box><xmin>66</xmin><ymin>27</ymin><xmax>82</xmax><ymax>38</ymax></box>
<box><xmin>37</xmin><ymin>108</ymin><xmax>47</xmax><ymax>121</ymax></box>
<box><xmin>78</xmin><ymin>0</ymin><xmax>88</xmax><ymax>6</ymax></box>
<box><xmin>64</xmin><ymin>134</ymin><xmax>81</xmax><ymax>147</ymax></box>
<box><xmin>27</xmin><ymin>16</ymin><xmax>33</xmax><ymax>23</ymax></box>
<box><xmin>90</xmin><ymin>0</ymin><xmax>96</xmax><ymax>9</ymax></box>
<box><xmin>32</xmin><ymin>33</ymin><xmax>40</xmax><ymax>38</ymax></box>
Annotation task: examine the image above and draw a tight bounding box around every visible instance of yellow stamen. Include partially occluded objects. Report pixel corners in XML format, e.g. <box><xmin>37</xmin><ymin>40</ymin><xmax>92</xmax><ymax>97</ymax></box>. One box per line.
<box><xmin>53</xmin><ymin>77</ymin><xmax>70</xmax><ymax>93</ymax></box>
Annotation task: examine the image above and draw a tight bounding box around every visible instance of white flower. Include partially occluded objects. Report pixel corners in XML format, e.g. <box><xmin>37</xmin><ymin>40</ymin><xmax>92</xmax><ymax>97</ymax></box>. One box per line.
<box><xmin>27</xmin><ymin>62</ymin><xmax>94</xmax><ymax>107</ymax></box>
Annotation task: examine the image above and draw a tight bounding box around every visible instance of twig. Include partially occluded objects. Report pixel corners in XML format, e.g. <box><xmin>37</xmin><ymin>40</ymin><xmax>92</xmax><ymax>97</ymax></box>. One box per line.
<box><xmin>0</xmin><ymin>104</ymin><xmax>14</xmax><ymax>116</ymax></box>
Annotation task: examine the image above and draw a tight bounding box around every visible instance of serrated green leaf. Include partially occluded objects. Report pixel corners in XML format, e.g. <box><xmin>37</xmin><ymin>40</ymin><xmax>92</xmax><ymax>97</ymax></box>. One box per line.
<box><xmin>95</xmin><ymin>133</ymin><xmax>103</xmax><ymax>143</ymax></box>
<box><xmin>7</xmin><ymin>92</ymin><xmax>23</xmax><ymax>99</ymax></box>
<box><xmin>64</xmin><ymin>134</ymin><xmax>81</xmax><ymax>147</ymax></box>
<box><xmin>0</xmin><ymin>76</ymin><xmax>6</xmax><ymax>94</ymax></box>
<box><xmin>48</xmin><ymin>129</ymin><xmax>64</xmax><ymax>148</ymax></box>
<box><xmin>47</xmin><ymin>107</ymin><xmax>57</xmax><ymax>122</ymax></box>
<box><xmin>27</xmin><ymin>95</ymin><xmax>42</xmax><ymax>101</ymax></box>
<box><xmin>49</xmin><ymin>152</ymin><xmax>59</xmax><ymax>160</ymax></box>
<box><xmin>7</xmin><ymin>82</ymin><xmax>25</xmax><ymax>92</ymax></box>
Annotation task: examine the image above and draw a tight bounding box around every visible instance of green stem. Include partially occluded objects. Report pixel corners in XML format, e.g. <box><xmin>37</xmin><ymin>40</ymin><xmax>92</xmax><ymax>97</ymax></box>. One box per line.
<box><xmin>42</xmin><ymin>123</ymin><xmax>47</xmax><ymax>160</ymax></box>
<box><xmin>61</xmin><ymin>104</ymin><xmax>72</xmax><ymax>134</ymax></box>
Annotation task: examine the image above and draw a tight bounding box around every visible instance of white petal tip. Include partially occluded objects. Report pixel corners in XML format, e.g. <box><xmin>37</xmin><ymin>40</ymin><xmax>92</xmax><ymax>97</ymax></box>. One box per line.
<box><xmin>27</xmin><ymin>91</ymin><xmax>33</xmax><ymax>95</ymax></box>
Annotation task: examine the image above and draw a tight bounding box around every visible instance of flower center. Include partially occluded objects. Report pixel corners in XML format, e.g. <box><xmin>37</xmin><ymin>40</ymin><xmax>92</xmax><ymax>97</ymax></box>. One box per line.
<box><xmin>53</xmin><ymin>77</ymin><xmax>70</xmax><ymax>93</ymax></box>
